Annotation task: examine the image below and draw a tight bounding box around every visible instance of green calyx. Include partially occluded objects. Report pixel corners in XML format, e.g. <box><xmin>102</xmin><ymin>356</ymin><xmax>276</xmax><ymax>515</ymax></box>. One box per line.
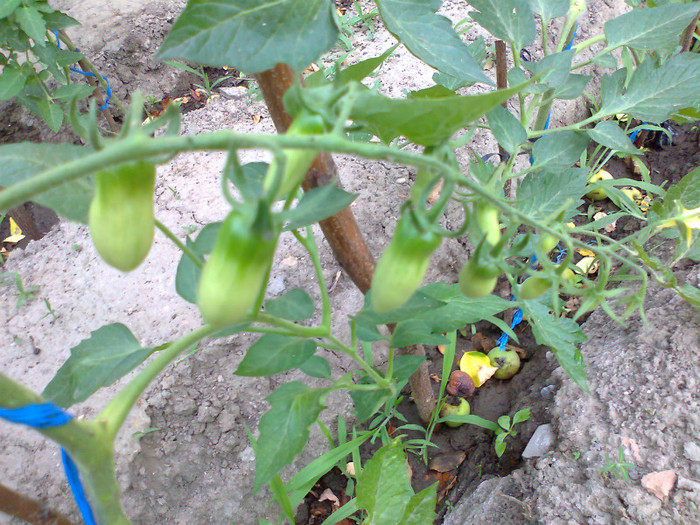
<box><xmin>264</xmin><ymin>110</ymin><xmax>326</xmax><ymax>199</ymax></box>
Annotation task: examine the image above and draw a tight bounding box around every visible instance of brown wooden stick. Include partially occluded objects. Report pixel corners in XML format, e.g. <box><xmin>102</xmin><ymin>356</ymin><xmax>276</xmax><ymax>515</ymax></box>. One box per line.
<box><xmin>0</xmin><ymin>482</ymin><xmax>77</xmax><ymax>525</ymax></box>
<box><xmin>254</xmin><ymin>64</ymin><xmax>435</xmax><ymax>422</ymax></box>
<box><xmin>681</xmin><ymin>3</ymin><xmax>700</xmax><ymax>53</ymax></box>
<box><xmin>494</xmin><ymin>40</ymin><xmax>511</xmax><ymax>198</ymax></box>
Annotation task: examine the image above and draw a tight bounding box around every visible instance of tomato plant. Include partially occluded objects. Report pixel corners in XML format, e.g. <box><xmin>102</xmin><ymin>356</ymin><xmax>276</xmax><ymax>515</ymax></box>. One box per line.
<box><xmin>1</xmin><ymin>1</ymin><xmax>700</xmax><ymax>524</ymax></box>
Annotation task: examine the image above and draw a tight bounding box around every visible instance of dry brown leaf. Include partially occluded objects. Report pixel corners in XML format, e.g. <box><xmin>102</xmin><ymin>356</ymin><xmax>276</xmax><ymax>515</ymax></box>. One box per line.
<box><xmin>429</xmin><ymin>451</ymin><xmax>466</xmax><ymax>473</ymax></box>
<box><xmin>642</xmin><ymin>470</ymin><xmax>677</xmax><ymax>500</ymax></box>
<box><xmin>253</xmin><ymin>114</ymin><xmax>262</xmax><ymax>124</ymax></box>
<box><xmin>318</xmin><ymin>488</ymin><xmax>340</xmax><ymax>510</ymax></box>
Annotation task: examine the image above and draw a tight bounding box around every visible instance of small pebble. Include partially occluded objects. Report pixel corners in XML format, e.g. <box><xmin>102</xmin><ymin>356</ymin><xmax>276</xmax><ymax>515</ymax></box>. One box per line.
<box><xmin>540</xmin><ymin>385</ymin><xmax>556</xmax><ymax>398</ymax></box>
<box><xmin>522</xmin><ymin>424</ymin><xmax>554</xmax><ymax>458</ymax></box>
<box><xmin>642</xmin><ymin>470</ymin><xmax>677</xmax><ymax>500</ymax></box>
<box><xmin>396</xmin><ymin>177</ymin><xmax>406</xmax><ymax>184</ymax></box>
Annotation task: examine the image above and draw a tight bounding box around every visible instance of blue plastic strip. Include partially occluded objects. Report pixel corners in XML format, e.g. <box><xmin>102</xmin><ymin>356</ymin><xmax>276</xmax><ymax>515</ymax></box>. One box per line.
<box><xmin>54</xmin><ymin>31</ymin><xmax>112</xmax><ymax>110</ymax></box>
<box><xmin>0</xmin><ymin>403</ymin><xmax>96</xmax><ymax>524</ymax></box>
<box><xmin>61</xmin><ymin>449</ymin><xmax>97</xmax><ymax>525</ymax></box>
<box><xmin>564</xmin><ymin>24</ymin><xmax>578</xmax><ymax>52</ymax></box>
<box><xmin>0</xmin><ymin>403</ymin><xmax>73</xmax><ymax>428</ymax></box>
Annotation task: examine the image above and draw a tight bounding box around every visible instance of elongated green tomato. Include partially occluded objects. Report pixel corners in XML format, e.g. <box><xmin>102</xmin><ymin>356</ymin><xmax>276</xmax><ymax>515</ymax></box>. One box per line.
<box><xmin>197</xmin><ymin>209</ymin><xmax>279</xmax><ymax>328</ymax></box>
<box><xmin>520</xmin><ymin>275</ymin><xmax>552</xmax><ymax>300</ymax></box>
<box><xmin>371</xmin><ymin>213</ymin><xmax>442</xmax><ymax>313</ymax></box>
<box><xmin>88</xmin><ymin>161</ymin><xmax>155</xmax><ymax>272</ymax></box>
<box><xmin>475</xmin><ymin>201</ymin><xmax>501</xmax><ymax>246</ymax></box>
<box><xmin>265</xmin><ymin>111</ymin><xmax>326</xmax><ymax>199</ymax></box>
<box><xmin>458</xmin><ymin>258</ymin><xmax>498</xmax><ymax>299</ymax></box>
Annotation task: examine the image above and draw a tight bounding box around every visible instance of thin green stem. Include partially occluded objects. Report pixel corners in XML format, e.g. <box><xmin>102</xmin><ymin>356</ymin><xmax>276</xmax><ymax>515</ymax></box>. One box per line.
<box><xmin>322</xmin><ymin>335</ymin><xmax>389</xmax><ymax>387</ymax></box>
<box><xmin>292</xmin><ymin>228</ymin><xmax>332</xmax><ymax>329</ymax></box>
<box><xmin>99</xmin><ymin>324</ymin><xmax>216</xmax><ymax>438</ymax></box>
<box><xmin>155</xmin><ymin>219</ymin><xmax>202</xmax><ymax>269</ymax></box>
<box><xmin>573</xmin><ymin>34</ymin><xmax>606</xmax><ymax>54</ymax></box>
<box><xmin>0</xmin><ymin>131</ymin><xmax>452</xmax><ymax>213</ymax></box>
<box><xmin>255</xmin><ymin>312</ymin><xmax>330</xmax><ymax>338</ymax></box>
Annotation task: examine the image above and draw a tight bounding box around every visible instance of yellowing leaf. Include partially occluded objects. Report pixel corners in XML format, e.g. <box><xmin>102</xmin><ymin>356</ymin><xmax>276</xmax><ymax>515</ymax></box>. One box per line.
<box><xmin>577</xmin><ymin>247</ymin><xmax>595</xmax><ymax>257</ymax></box>
<box><xmin>3</xmin><ymin>218</ymin><xmax>25</xmax><ymax>244</ymax></box>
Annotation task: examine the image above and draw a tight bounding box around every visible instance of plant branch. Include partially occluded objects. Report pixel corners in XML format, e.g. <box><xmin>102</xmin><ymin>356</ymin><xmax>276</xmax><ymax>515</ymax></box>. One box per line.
<box><xmin>0</xmin><ymin>482</ymin><xmax>77</xmax><ymax>525</ymax></box>
<box><xmin>99</xmin><ymin>324</ymin><xmax>216</xmax><ymax>439</ymax></box>
<box><xmin>155</xmin><ymin>219</ymin><xmax>202</xmax><ymax>269</ymax></box>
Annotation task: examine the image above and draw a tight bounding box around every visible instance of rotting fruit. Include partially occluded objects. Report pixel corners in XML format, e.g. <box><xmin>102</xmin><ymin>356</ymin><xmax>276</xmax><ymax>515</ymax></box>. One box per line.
<box><xmin>371</xmin><ymin>211</ymin><xmax>442</xmax><ymax>313</ymax></box>
<box><xmin>586</xmin><ymin>169</ymin><xmax>613</xmax><ymax>200</ymax></box>
<box><xmin>446</xmin><ymin>370</ymin><xmax>476</xmax><ymax>398</ymax></box>
<box><xmin>197</xmin><ymin>207</ymin><xmax>279</xmax><ymax>328</ymax></box>
<box><xmin>88</xmin><ymin>161</ymin><xmax>156</xmax><ymax>272</ymax></box>
<box><xmin>459</xmin><ymin>351</ymin><xmax>498</xmax><ymax>387</ymax></box>
<box><xmin>440</xmin><ymin>398</ymin><xmax>471</xmax><ymax>428</ymax></box>
<box><xmin>487</xmin><ymin>347</ymin><xmax>521</xmax><ymax>380</ymax></box>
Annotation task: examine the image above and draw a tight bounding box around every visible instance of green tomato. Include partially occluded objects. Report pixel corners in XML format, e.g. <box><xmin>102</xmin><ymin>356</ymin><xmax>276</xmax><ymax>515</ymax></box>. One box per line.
<box><xmin>197</xmin><ymin>208</ymin><xmax>279</xmax><ymax>328</ymax></box>
<box><xmin>371</xmin><ymin>212</ymin><xmax>442</xmax><ymax>313</ymax></box>
<box><xmin>538</xmin><ymin>233</ymin><xmax>559</xmax><ymax>254</ymax></box>
<box><xmin>88</xmin><ymin>161</ymin><xmax>156</xmax><ymax>272</ymax></box>
<box><xmin>458</xmin><ymin>258</ymin><xmax>498</xmax><ymax>299</ymax></box>
<box><xmin>476</xmin><ymin>201</ymin><xmax>501</xmax><ymax>246</ymax></box>
<box><xmin>265</xmin><ymin>110</ymin><xmax>326</xmax><ymax>199</ymax></box>
<box><xmin>487</xmin><ymin>347</ymin><xmax>521</xmax><ymax>380</ymax></box>
<box><xmin>440</xmin><ymin>398</ymin><xmax>471</xmax><ymax>428</ymax></box>
<box><xmin>519</xmin><ymin>275</ymin><xmax>552</xmax><ymax>300</ymax></box>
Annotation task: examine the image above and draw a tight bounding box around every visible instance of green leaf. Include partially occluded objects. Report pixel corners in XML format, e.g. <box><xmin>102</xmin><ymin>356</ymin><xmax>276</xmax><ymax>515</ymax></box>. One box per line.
<box><xmin>299</xmin><ymin>355</ymin><xmax>332</xmax><ymax>379</ymax></box>
<box><xmin>522</xmin><ymin>50</ymin><xmax>573</xmax><ymax>89</ymax></box>
<box><xmin>0</xmin><ymin>66</ymin><xmax>26</xmax><ymax>100</ymax></box>
<box><xmin>0</xmin><ymin>142</ymin><xmax>92</xmax><ymax>222</ymax></box>
<box><xmin>349</xmin><ymin>381</ymin><xmax>393</xmax><ymax>423</ymax></box>
<box><xmin>597</xmin><ymin>53</ymin><xmax>700</xmax><ymax>122</ymax></box>
<box><xmin>0</xmin><ymin>0</ymin><xmax>21</xmax><ymax>19</ymax></box>
<box><xmin>664</xmin><ymin>165</ymin><xmax>700</xmax><ymax>212</ymax></box>
<box><xmin>16</xmin><ymin>7</ymin><xmax>46</xmax><ymax>45</ymax></box>
<box><xmin>392</xmin><ymin>355</ymin><xmax>425</xmax><ymax>389</ymax></box>
<box><xmin>487</xmin><ymin>105</ymin><xmax>527</xmax><ymax>155</ymax></box>
<box><xmin>43</xmin><ymin>11</ymin><xmax>80</xmax><ymax>30</ymax></box>
<box><xmin>390</xmin><ymin>319</ymin><xmax>448</xmax><ymax>348</ymax></box>
<box><xmin>521</xmin><ymin>301</ymin><xmax>588</xmax><ymax>391</ymax></box>
<box><xmin>356</xmin><ymin>439</ymin><xmax>413</xmax><ymax>523</ymax></box>
<box><xmin>531</xmin><ymin>132</ymin><xmax>590</xmax><ymax>171</ymax></box>
<box><xmin>513</xmin><ymin>407</ymin><xmax>531</xmax><ymax>424</ymax></box>
<box><xmin>338</xmin><ymin>44</ymin><xmax>398</xmax><ymax>84</ymax></box>
<box><xmin>399</xmin><ymin>483</ymin><xmax>437</xmax><ymax>525</ymax></box>
<box><xmin>351</xmin><ymin>81</ymin><xmax>528</xmax><ymax>146</ymax></box>
<box><xmin>604</xmin><ymin>3</ymin><xmax>700</xmax><ymax>52</ymax></box>
<box><xmin>516</xmin><ymin>168</ymin><xmax>586</xmax><ymax>221</ymax></box>
<box><xmin>283</xmin><ymin>185</ymin><xmax>357</xmax><ymax>231</ymax></box>
<box><xmin>467</xmin><ymin>0</ymin><xmax>536</xmax><ymax>52</ymax></box>
<box><xmin>37</xmin><ymin>97</ymin><xmax>63</xmax><ymax>132</ymax></box>
<box><xmin>553</xmin><ymin>73</ymin><xmax>590</xmax><ymax>100</ymax></box>
<box><xmin>254</xmin><ymin>382</ymin><xmax>327</xmax><ymax>492</ymax></box>
<box><xmin>158</xmin><ymin>0</ymin><xmax>338</xmax><ymax>74</ymax></box>
<box><xmin>52</xmin><ymin>84</ymin><xmax>94</xmax><ymax>101</ymax></box>
<box><xmin>354</xmin><ymin>289</ymin><xmax>445</xmax><ymax>326</ymax></box>
<box><xmin>175</xmin><ymin>222</ymin><xmax>221</xmax><ymax>304</ymax></box>
<box><xmin>235</xmin><ymin>334</ymin><xmax>317</xmax><ymax>376</ymax></box>
<box><xmin>264</xmin><ymin>288</ymin><xmax>314</xmax><ymax>321</ymax></box>
<box><xmin>526</xmin><ymin>0</ymin><xmax>569</xmax><ymax>20</ymax></box>
<box><xmin>375</xmin><ymin>0</ymin><xmax>489</xmax><ymax>85</ymax></box>
<box><xmin>417</xmin><ymin>283</ymin><xmax>513</xmax><ymax>332</ymax></box>
<box><xmin>435</xmin><ymin>413</ymin><xmax>500</xmax><ymax>431</ymax></box>
<box><xmin>433</xmin><ymin>37</ymin><xmax>488</xmax><ymax>90</ymax></box>
<box><xmin>587</xmin><ymin>121</ymin><xmax>639</xmax><ymax>154</ymax></box>
<box><xmin>42</xmin><ymin>324</ymin><xmax>154</xmax><ymax>408</ymax></box>
<box><xmin>676</xmin><ymin>284</ymin><xmax>700</xmax><ymax>310</ymax></box>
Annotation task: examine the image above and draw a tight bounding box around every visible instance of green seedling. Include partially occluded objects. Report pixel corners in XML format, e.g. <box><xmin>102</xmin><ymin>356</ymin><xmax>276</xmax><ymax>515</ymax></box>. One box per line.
<box><xmin>494</xmin><ymin>408</ymin><xmax>531</xmax><ymax>458</ymax></box>
<box><xmin>164</xmin><ymin>61</ymin><xmax>232</xmax><ymax>100</ymax></box>
<box><xmin>599</xmin><ymin>446</ymin><xmax>635</xmax><ymax>482</ymax></box>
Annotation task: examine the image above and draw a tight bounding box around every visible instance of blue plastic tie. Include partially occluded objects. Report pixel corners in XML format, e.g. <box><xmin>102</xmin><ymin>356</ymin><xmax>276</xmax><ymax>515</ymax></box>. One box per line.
<box><xmin>0</xmin><ymin>403</ymin><xmax>97</xmax><ymax>525</ymax></box>
<box><xmin>54</xmin><ymin>31</ymin><xmax>111</xmax><ymax>110</ymax></box>
<box><xmin>564</xmin><ymin>24</ymin><xmax>578</xmax><ymax>52</ymax></box>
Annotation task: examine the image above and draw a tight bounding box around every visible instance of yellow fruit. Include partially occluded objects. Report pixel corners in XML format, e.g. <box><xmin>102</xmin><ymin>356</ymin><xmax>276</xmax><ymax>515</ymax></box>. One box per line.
<box><xmin>440</xmin><ymin>398</ymin><xmax>471</xmax><ymax>428</ymax></box>
<box><xmin>487</xmin><ymin>348</ymin><xmax>521</xmax><ymax>380</ymax></box>
<box><xmin>459</xmin><ymin>351</ymin><xmax>498</xmax><ymax>387</ymax></box>
<box><xmin>586</xmin><ymin>169</ymin><xmax>613</xmax><ymax>200</ymax></box>
<box><xmin>620</xmin><ymin>186</ymin><xmax>642</xmax><ymax>203</ymax></box>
